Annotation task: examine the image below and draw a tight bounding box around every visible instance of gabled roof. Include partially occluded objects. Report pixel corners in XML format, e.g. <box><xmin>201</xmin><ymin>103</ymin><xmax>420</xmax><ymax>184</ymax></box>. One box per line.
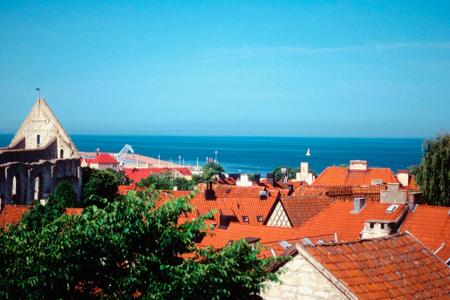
<box><xmin>188</xmin><ymin>184</ymin><xmax>280</xmax><ymax>226</ymax></box>
<box><xmin>86</xmin><ymin>153</ymin><xmax>118</xmax><ymax>165</ymax></box>
<box><xmin>400</xmin><ymin>205</ymin><xmax>450</xmax><ymax>262</ymax></box>
<box><xmin>313</xmin><ymin>166</ymin><xmax>399</xmax><ymax>187</ymax></box>
<box><xmin>10</xmin><ymin>98</ymin><xmax>78</xmax><ymax>157</ymax></box>
<box><xmin>0</xmin><ymin>205</ymin><xmax>30</xmax><ymax>229</ymax></box>
<box><xmin>279</xmin><ymin>195</ymin><xmax>334</xmax><ymax>227</ymax></box>
<box><xmin>293</xmin><ymin>201</ymin><xmax>408</xmax><ymax>242</ymax></box>
<box><xmin>198</xmin><ymin>223</ymin><xmax>298</xmax><ymax>257</ymax></box>
<box><xmin>301</xmin><ymin>233</ymin><xmax>450</xmax><ymax>299</ymax></box>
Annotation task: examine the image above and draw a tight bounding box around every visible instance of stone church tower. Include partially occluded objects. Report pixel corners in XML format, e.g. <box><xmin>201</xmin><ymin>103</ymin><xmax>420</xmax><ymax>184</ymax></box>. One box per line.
<box><xmin>9</xmin><ymin>98</ymin><xmax>79</xmax><ymax>160</ymax></box>
<box><xmin>0</xmin><ymin>98</ymin><xmax>82</xmax><ymax>206</ymax></box>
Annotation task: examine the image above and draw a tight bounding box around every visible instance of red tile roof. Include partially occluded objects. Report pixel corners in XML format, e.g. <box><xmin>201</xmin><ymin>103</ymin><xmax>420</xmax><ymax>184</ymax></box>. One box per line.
<box><xmin>313</xmin><ymin>166</ymin><xmax>399</xmax><ymax>187</ymax></box>
<box><xmin>293</xmin><ymin>201</ymin><xmax>408</xmax><ymax>242</ymax></box>
<box><xmin>65</xmin><ymin>208</ymin><xmax>84</xmax><ymax>216</ymax></box>
<box><xmin>0</xmin><ymin>205</ymin><xmax>85</xmax><ymax>229</ymax></box>
<box><xmin>199</xmin><ymin>223</ymin><xmax>298</xmax><ymax>257</ymax></box>
<box><xmin>123</xmin><ymin>167</ymin><xmax>192</xmax><ymax>183</ymax></box>
<box><xmin>0</xmin><ymin>205</ymin><xmax>30</xmax><ymax>229</ymax></box>
<box><xmin>188</xmin><ymin>184</ymin><xmax>280</xmax><ymax>226</ymax></box>
<box><xmin>293</xmin><ymin>185</ymin><xmax>385</xmax><ymax>202</ymax></box>
<box><xmin>400</xmin><ymin>205</ymin><xmax>450</xmax><ymax>262</ymax></box>
<box><xmin>86</xmin><ymin>153</ymin><xmax>118</xmax><ymax>165</ymax></box>
<box><xmin>302</xmin><ymin>233</ymin><xmax>450</xmax><ymax>299</ymax></box>
<box><xmin>279</xmin><ymin>195</ymin><xmax>334</xmax><ymax>227</ymax></box>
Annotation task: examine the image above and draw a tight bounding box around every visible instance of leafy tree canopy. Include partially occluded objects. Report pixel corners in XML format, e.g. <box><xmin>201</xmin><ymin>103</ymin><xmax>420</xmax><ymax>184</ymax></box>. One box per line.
<box><xmin>272</xmin><ymin>167</ymin><xmax>297</xmax><ymax>182</ymax></box>
<box><xmin>414</xmin><ymin>133</ymin><xmax>450</xmax><ymax>206</ymax></box>
<box><xmin>202</xmin><ymin>162</ymin><xmax>225</xmax><ymax>182</ymax></box>
<box><xmin>137</xmin><ymin>171</ymin><xmax>197</xmax><ymax>191</ymax></box>
<box><xmin>0</xmin><ymin>188</ymin><xmax>278</xmax><ymax>299</ymax></box>
<box><xmin>82</xmin><ymin>169</ymin><xmax>121</xmax><ymax>207</ymax></box>
<box><xmin>53</xmin><ymin>181</ymin><xmax>77</xmax><ymax>208</ymax></box>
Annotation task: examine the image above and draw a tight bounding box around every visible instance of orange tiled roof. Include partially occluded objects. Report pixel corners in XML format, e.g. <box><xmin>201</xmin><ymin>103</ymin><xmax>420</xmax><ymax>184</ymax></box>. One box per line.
<box><xmin>293</xmin><ymin>185</ymin><xmax>385</xmax><ymax>202</ymax></box>
<box><xmin>400</xmin><ymin>205</ymin><xmax>450</xmax><ymax>262</ymax></box>
<box><xmin>0</xmin><ymin>205</ymin><xmax>30</xmax><ymax>229</ymax></box>
<box><xmin>199</xmin><ymin>223</ymin><xmax>298</xmax><ymax>257</ymax></box>
<box><xmin>293</xmin><ymin>201</ymin><xmax>408</xmax><ymax>242</ymax></box>
<box><xmin>65</xmin><ymin>208</ymin><xmax>84</xmax><ymax>216</ymax></box>
<box><xmin>189</xmin><ymin>184</ymin><xmax>280</xmax><ymax>226</ymax></box>
<box><xmin>280</xmin><ymin>195</ymin><xmax>334</xmax><ymax>227</ymax></box>
<box><xmin>313</xmin><ymin>166</ymin><xmax>399</xmax><ymax>187</ymax></box>
<box><xmin>302</xmin><ymin>233</ymin><xmax>450</xmax><ymax>299</ymax></box>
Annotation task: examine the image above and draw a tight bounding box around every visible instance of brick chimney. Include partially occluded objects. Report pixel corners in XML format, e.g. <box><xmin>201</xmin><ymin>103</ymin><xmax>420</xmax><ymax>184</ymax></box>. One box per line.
<box><xmin>267</xmin><ymin>173</ymin><xmax>274</xmax><ymax>185</ymax></box>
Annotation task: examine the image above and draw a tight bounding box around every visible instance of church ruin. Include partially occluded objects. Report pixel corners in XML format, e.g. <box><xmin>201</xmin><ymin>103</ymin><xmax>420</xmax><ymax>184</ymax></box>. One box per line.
<box><xmin>0</xmin><ymin>99</ymin><xmax>82</xmax><ymax>206</ymax></box>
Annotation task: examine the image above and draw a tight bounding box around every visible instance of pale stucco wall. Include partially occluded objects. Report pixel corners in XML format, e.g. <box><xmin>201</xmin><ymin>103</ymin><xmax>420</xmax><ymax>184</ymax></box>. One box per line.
<box><xmin>261</xmin><ymin>252</ymin><xmax>348</xmax><ymax>300</ymax></box>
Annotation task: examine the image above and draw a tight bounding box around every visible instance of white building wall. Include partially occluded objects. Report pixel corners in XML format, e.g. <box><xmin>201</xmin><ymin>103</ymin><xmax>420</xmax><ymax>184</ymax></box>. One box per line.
<box><xmin>261</xmin><ymin>252</ymin><xmax>348</xmax><ymax>300</ymax></box>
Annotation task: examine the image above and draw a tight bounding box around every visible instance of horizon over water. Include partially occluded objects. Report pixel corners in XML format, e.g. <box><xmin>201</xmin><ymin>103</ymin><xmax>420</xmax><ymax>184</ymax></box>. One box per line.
<box><xmin>0</xmin><ymin>134</ymin><xmax>423</xmax><ymax>175</ymax></box>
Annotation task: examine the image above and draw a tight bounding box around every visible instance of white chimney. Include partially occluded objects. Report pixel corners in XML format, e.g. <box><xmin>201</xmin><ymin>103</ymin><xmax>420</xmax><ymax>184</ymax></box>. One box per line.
<box><xmin>349</xmin><ymin>160</ymin><xmax>368</xmax><ymax>171</ymax></box>
<box><xmin>236</xmin><ymin>174</ymin><xmax>252</xmax><ymax>187</ymax></box>
<box><xmin>396</xmin><ymin>170</ymin><xmax>409</xmax><ymax>187</ymax></box>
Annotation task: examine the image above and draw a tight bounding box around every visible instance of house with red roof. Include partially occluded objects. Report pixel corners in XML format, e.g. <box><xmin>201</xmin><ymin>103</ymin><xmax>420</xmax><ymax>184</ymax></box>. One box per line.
<box><xmin>292</xmin><ymin>199</ymin><xmax>408</xmax><ymax>242</ymax></box>
<box><xmin>82</xmin><ymin>153</ymin><xmax>118</xmax><ymax>170</ymax></box>
<box><xmin>198</xmin><ymin>223</ymin><xmax>298</xmax><ymax>258</ymax></box>
<box><xmin>266</xmin><ymin>195</ymin><xmax>334</xmax><ymax>228</ymax></box>
<box><xmin>186</xmin><ymin>183</ymin><xmax>281</xmax><ymax>226</ymax></box>
<box><xmin>123</xmin><ymin>167</ymin><xmax>192</xmax><ymax>184</ymax></box>
<box><xmin>262</xmin><ymin>233</ymin><xmax>450</xmax><ymax>300</ymax></box>
<box><xmin>313</xmin><ymin>160</ymin><xmax>400</xmax><ymax>187</ymax></box>
<box><xmin>400</xmin><ymin>204</ymin><xmax>450</xmax><ymax>265</ymax></box>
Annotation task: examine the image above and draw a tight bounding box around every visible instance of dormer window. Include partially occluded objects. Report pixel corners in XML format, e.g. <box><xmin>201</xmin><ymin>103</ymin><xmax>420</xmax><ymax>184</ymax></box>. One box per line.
<box><xmin>242</xmin><ymin>216</ymin><xmax>249</xmax><ymax>223</ymax></box>
<box><xmin>36</xmin><ymin>134</ymin><xmax>40</xmax><ymax>146</ymax></box>
<box><xmin>257</xmin><ymin>215</ymin><xmax>263</xmax><ymax>222</ymax></box>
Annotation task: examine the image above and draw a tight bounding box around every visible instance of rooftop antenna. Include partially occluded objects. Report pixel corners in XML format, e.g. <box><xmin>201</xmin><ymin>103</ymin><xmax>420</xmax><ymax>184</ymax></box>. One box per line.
<box><xmin>214</xmin><ymin>150</ymin><xmax>218</xmax><ymax>163</ymax></box>
<box><xmin>36</xmin><ymin>88</ymin><xmax>41</xmax><ymax>99</ymax></box>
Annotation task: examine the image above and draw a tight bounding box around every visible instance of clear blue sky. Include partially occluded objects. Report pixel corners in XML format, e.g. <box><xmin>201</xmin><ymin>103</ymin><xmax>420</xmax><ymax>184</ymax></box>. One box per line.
<box><xmin>1</xmin><ymin>1</ymin><xmax>449</xmax><ymax>137</ymax></box>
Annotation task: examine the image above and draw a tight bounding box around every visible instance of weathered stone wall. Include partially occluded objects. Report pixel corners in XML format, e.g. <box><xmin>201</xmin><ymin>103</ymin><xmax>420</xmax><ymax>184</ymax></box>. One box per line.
<box><xmin>0</xmin><ymin>139</ymin><xmax>57</xmax><ymax>164</ymax></box>
<box><xmin>261</xmin><ymin>252</ymin><xmax>348</xmax><ymax>300</ymax></box>
<box><xmin>0</xmin><ymin>158</ymin><xmax>81</xmax><ymax>205</ymax></box>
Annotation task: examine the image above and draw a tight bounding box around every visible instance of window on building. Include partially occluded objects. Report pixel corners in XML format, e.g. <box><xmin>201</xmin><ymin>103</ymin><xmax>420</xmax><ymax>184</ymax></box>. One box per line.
<box><xmin>257</xmin><ymin>215</ymin><xmax>263</xmax><ymax>222</ymax></box>
<box><xmin>381</xmin><ymin>223</ymin><xmax>385</xmax><ymax>230</ymax></box>
<box><xmin>36</xmin><ymin>134</ymin><xmax>40</xmax><ymax>145</ymax></box>
<box><xmin>242</xmin><ymin>216</ymin><xmax>249</xmax><ymax>223</ymax></box>
<box><xmin>370</xmin><ymin>223</ymin><xmax>374</xmax><ymax>229</ymax></box>
<box><xmin>60</xmin><ymin>149</ymin><xmax>64</xmax><ymax>158</ymax></box>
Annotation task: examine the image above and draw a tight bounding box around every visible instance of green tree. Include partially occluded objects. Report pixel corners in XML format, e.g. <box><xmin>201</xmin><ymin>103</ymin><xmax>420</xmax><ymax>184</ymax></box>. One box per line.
<box><xmin>82</xmin><ymin>169</ymin><xmax>120</xmax><ymax>207</ymax></box>
<box><xmin>53</xmin><ymin>181</ymin><xmax>77</xmax><ymax>208</ymax></box>
<box><xmin>414</xmin><ymin>133</ymin><xmax>450</xmax><ymax>206</ymax></box>
<box><xmin>272</xmin><ymin>167</ymin><xmax>297</xmax><ymax>182</ymax></box>
<box><xmin>137</xmin><ymin>172</ymin><xmax>197</xmax><ymax>191</ymax></box>
<box><xmin>0</xmin><ymin>188</ymin><xmax>278</xmax><ymax>299</ymax></box>
<box><xmin>202</xmin><ymin>162</ymin><xmax>224</xmax><ymax>182</ymax></box>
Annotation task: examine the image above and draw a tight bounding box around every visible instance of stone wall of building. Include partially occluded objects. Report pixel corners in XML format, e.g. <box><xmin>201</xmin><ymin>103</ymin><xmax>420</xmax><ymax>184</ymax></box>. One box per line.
<box><xmin>0</xmin><ymin>138</ymin><xmax>58</xmax><ymax>164</ymax></box>
<box><xmin>0</xmin><ymin>158</ymin><xmax>81</xmax><ymax>206</ymax></box>
<box><xmin>261</xmin><ymin>251</ymin><xmax>348</xmax><ymax>300</ymax></box>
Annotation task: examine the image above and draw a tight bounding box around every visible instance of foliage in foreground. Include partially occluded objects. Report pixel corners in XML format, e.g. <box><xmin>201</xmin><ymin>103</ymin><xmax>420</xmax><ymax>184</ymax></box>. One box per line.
<box><xmin>0</xmin><ymin>188</ymin><xmax>278</xmax><ymax>299</ymax></box>
<box><xmin>414</xmin><ymin>133</ymin><xmax>450</xmax><ymax>206</ymax></box>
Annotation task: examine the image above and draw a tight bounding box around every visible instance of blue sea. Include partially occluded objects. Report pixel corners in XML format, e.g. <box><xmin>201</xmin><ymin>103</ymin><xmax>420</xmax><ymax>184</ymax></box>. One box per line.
<box><xmin>0</xmin><ymin>134</ymin><xmax>423</xmax><ymax>175</ymax></box>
